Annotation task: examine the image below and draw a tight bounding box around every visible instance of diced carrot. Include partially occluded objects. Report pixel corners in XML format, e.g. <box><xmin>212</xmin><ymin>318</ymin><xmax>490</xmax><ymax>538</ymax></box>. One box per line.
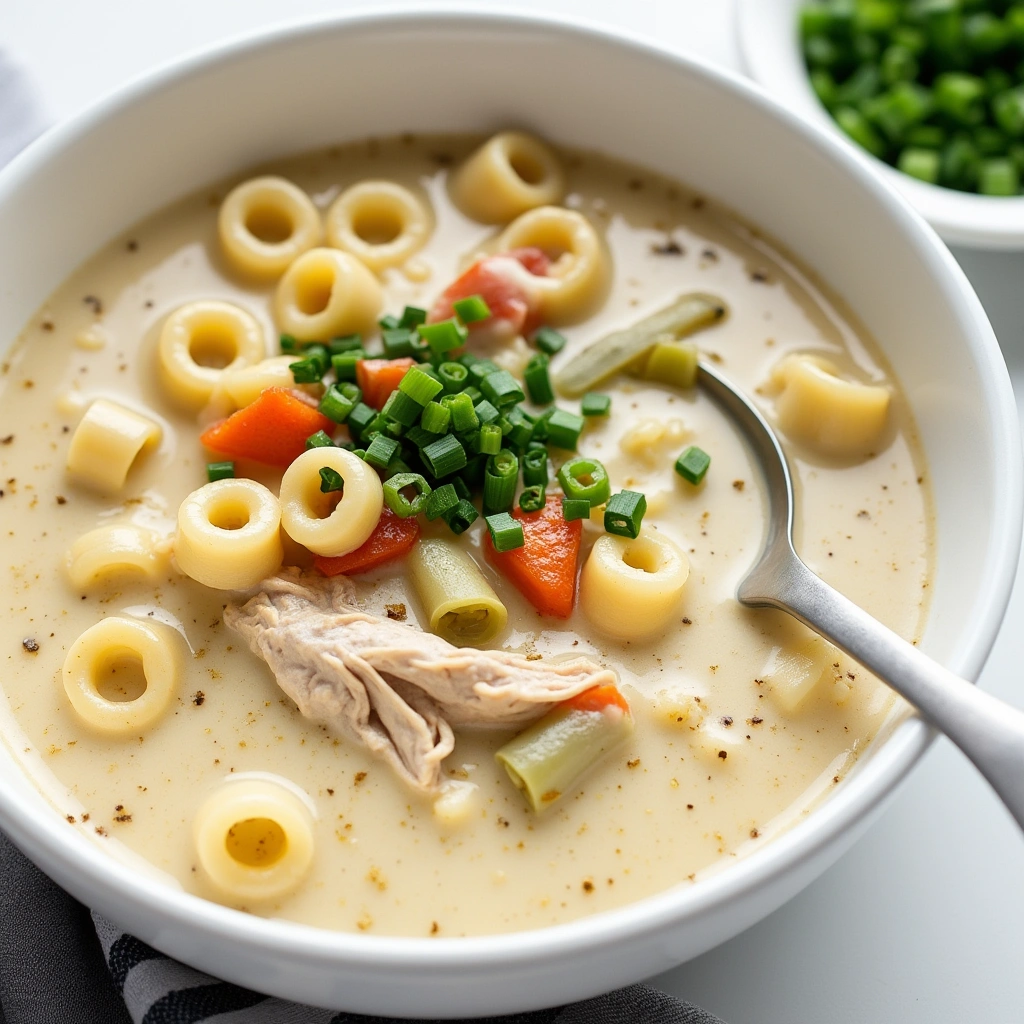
<box><xmin>484</xmin><ymin>494</ymin><xmax>581</xmax><ymax>618</ymax></box>
<box><xmin>562</xmin><ymin>684</ymin><xmax>630</xmax><ymax>715</ymax></box>
<box><xmin>428</xmin><ymin>248</ymin><xmax>549</xmax><ymax>340</ymax></box>
<box><xmin>313</xmin><ymin>506</ymin><xmax>420</xmax><ymax>576</ymax></box>
<box><xmin>200</xmin><ymin>387</ymin><xmax>333</xmax><ymax>469</ymax></box>
<box><xmin>356</xmin><ymin>357</ymin><xmax>415</xmax><ymax>410</ymax></box>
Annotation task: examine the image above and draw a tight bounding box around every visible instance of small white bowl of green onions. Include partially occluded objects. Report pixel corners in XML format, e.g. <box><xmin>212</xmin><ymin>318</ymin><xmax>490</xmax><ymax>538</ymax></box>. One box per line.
<box><xmin>737</xmin><ymin>0</ymin><xmax>1024</xmax><ymax>248</ymax></box>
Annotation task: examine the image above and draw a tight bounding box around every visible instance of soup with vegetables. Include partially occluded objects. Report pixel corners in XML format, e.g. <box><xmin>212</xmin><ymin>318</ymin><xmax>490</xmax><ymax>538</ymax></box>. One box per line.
<box><xmin>0</xmin><ymin>131</ymin><xmax>932</xmax><ymax>936</ymax></box>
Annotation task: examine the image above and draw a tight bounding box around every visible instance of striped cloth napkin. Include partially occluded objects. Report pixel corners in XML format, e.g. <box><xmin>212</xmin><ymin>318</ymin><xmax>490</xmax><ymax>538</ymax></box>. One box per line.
<box><xmin>0</xmin><ymin>50</ymin><xmax>724</xmax><ymax>1024</ymax></box>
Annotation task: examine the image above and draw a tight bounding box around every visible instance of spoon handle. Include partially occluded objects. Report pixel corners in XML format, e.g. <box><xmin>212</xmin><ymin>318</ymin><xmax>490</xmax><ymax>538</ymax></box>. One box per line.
<box><xmin>754</xmin><ymin>554</ymin><xmax>1024</xmax><ymax>832</ymax></box>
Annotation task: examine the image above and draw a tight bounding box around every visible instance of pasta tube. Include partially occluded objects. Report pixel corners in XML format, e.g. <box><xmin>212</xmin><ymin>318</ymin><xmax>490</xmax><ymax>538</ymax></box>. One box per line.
<box><xmin>65</xmin><ymin>399</ymin><xmax>161</xmax><ymax>494</ymax></box>
<box><xmin>496</xmin><ymin>685</ymin><xmax>633</xmax><ymax>812</ymax></box>
<box><xmin>408</xmin><ymin>538</ymin><xmax>507</xmax><ymax>646</ymax></box>
<box><xmin>66</xmin><ymin>524</ymin><xmax>169</xmax><ymax>589</ymax></box>
<box><xmin>555</xmin><ymin>293</ymin><xmax>727</xmax><ymax>397</ymax></box>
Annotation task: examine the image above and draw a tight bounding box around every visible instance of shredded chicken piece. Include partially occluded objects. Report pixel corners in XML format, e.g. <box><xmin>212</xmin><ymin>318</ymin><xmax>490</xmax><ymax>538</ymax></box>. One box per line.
<box><xmin>224</xmin><ymin>568</ymin><xmax>616</xmax><ymax>791</ymax></box>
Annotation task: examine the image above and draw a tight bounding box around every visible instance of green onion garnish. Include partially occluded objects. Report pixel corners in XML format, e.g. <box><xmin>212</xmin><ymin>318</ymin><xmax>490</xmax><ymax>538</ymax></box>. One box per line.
<box><xmin>290</xmin><ymin>357</ymin><xmax>325</xmax><ymax>384</ymax></box>
<box><xmin>483</xmin><ymin>448</ymin><xmax>519</xmax><ymax>515</ymax></box>
<box><xmin>546</xmin><ymin>409</ymin><xmax>585</xmax><ymax>451</ymax></box>
<box><xmin>417</xmin><ymin>318</ymin><xmax>467</xmax><ymax>356</ymax></box>
<box><xmin>581</xmin><ymin>392</ymin><xmax>611</xmax><ymax>417</ymax></box>
<box><xmin>486</xmin><ymin>511</ymin><xmax>525</xmax><ymax>552</ymax></box>
<box><xmin>398</xmin><ymin>306</ymin><xmax>428</xmax><ymax>329</ymax></box>
<box><xmin>382</xmin><ymin>328</ymin><xmax>416</xmax><ymax>359</ymax></box>
<box><xmin>420</xmin><ymin>401</ymin><xmax>451</xmax><ymax>434</ymax></box>
<box><xmin>331</xmin><ymin>350</ymin><xmax>365</xmax><ymax>382</ymax></box>
<box><xmin>604</xmin><ymin>490</ymin><xmax>647</xmax><ymax>539</ymax></box>
<box><xmin>347</xmin><ymin>403</ymin><xmax>376</xmax><ymax>440</ymax></box>
<box><xmin>379</xmin><ymin>314</ymin><xmax>400</xmax><ymax>331</ymax></box>
<box><xmin>329</xmin><ymin>334</ymin><xmax>363</xmax><ymax>355</ymax></box>
<box><xmin>279</xmin><ymin>333</ymin><xmax>300</xmax><ymax>353</ymax></box>
<box><xmin>479</xmin><ymin>423</ymin><xmax>502</xmax><ymax>455</ymax></box>
<box><xmin>474</xmin><ymin>399</ymin><xmax>500</xmax><ymax>426</ymax></box>
<box><xmin>443</xmin><ymin>392</ymin><xmax>479</xmax><ymax>433</ymax></box>
<box><xmin>452</xmin><ymin>476</ymin><xmax>471</xmax><ymax>500</ymax></box>
<box><xmin>675</xmin><ymin>445</ymin><xmax>711</xmax><ymax>485</ymax></box>
<box><xmin>383</xmin><ymin>472</ymin><xmax>432</xmax><ymax>518</ymax></box>
<box><xmin>535</xmin><ymin>326</ymin><xmax>567</xmax><ymax>355</ymax></box>
<box><xmin>398</xmin><ymin>365</ymin><xmax>444</xmax><ymax>406</ymax></box>
<box><xmin>562</xmin><ymin>497</ymin><xmax>591</xmax><ymax>522</ymax></box>
<box><xmin>319</xmin><ymin>384</ymin><xmax>358</xmax><ymax>424</ymax></box>
<box><xmin>452</xmin><ymin>294</ymin><xmax>492</xmax><ymax>324</ymax></box>
<box><xmin>425</xmin><ymin>482</ymin><xmax>459</xmax><ymax>521</ymax></box>
<box><xmin>365</xmin><ymin>434</ymin><xmax>400</xmax><ymax>470</ymax></box>
<box><xmin>524</xmin><ymin>354</ymin><xmax>555</xmax><ymax>405</ymax></box>
<box><xmin>206</xmin><ymin>461</ymin><xmax>234</xmax><ymax>482</ymax></box>
<box><xmin>305</xmin><ymin>430</ymin><xmax>334</xmax><ymax>450</ymax></box>
<box><xmin>519</xmin><ymin>485</ymin><xmax>546</xmax><ymax>513</ymax></box>
<box><xmin>480</xmin><ymin>370</ymin><xmax>525</xmax><ymax>410</ymax></box>
<box><xmin>557</xmin><ymin>456</ymin><xmax>611</xmax><ymax>507</ymax></box>
<box><xmin>421</xmin><ymin>433</ymin><xmax>467</xmax><ymax>478</ymax></box>
<box><xmin>438</xmin><ymin>361</ymin><xmax>469</xmax><ymax>393</ymax></box>
<box><xmin>522</xmin><ymin>447</ymin><xmax>549</xmax><ymax>487</ymax></box>
<box><xmin>319</xmin><ymin>467</ymin><xmax>345</xmax><ymax>494</ymax></box>
<box><xmin>443</xmin><ymin>498</ymin><xmax>479</xmax><ymax>535</ymax></box>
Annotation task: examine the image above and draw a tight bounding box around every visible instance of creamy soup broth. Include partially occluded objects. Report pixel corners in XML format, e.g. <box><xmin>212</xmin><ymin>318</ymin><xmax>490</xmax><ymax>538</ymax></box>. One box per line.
<box><xmin>0</xmin><ymin>135</ymin><xmax>931</xmax><ymax>936</ymax></box>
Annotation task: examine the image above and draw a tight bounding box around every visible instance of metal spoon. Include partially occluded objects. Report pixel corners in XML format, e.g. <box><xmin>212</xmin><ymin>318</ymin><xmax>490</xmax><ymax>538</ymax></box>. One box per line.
<box><xmin>697</xmin><ymin>358</ymin><xmax>1024</xmax><ymax>833</ymax></box>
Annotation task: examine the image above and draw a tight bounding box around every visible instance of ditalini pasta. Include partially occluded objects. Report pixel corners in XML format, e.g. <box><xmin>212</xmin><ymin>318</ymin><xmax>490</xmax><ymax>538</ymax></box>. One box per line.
<box><xmin>192</xmin><ymin>776</ymin><xmax>316</xmax><ymax>901</ymax></box>
<box><xmin>0</xmin><ymin>132</ymin><xmax>932</xmax><ymax>938</ymax></box>
<box><xmin>218</xmin><ymin>176</ymin><xmax>323</xmax><ymax>279</ymax></box>
<box><xmin>65</xmin><ymin>399</ymin><xmax>161</xmax><ymax>493</ymax></box>
<box><xmin>451</xmin><ymin>131</ymin><xmax>566</xmax><ymax>223</ymax></box>
<box><xmin>325</xmin><ymin>181</ymin><xmax>432</xmax><ymax>274</ymax></box>
<box><xmin>61</xmin><ymin>616</ymin><xmax>183</xmax><ymax>734</ymax></box>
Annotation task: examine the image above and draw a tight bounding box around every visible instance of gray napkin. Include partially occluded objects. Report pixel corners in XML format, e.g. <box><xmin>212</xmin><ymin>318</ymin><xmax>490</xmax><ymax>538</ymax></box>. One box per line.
<box><xmin>0</xmin><ymin>51</ymin><xmax>724</xmax><ymax>1024</ymax></box>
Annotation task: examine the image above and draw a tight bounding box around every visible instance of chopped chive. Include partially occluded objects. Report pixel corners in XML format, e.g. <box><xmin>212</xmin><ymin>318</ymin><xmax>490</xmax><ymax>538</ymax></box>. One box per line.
<box><xmin>398</xmin><ymin>365</ymin><xmax>444</xmax><ymax>405</ymax></box>
<box><xmin>546</xmin><ymin>409</ymin><xmax>585</xmax><ymax>450</ymax></box>
<box><xmin>674</xmin><ymin>445</ymin><xmax>711</xmax><ymax>485</ymax></box>
<box><xmin>474</xmin><ymin>399</ymin><xmax>500</xmax><ymax>426</ymax></box>
<box><xmin>461</xmin><ymin>385</ymin><xmax>482</xmax><ymax>405</ymax></box>
<box><xmin>206</xmin><ymin>461</ymin><xmax>234</xmax><ymax>482</ymax></box>
<box><xmin>319</xmin><ymin>467</ymin><xmax>345</xmax><ymax>494</ymax></box>
<box><xmin>279</xmin><ymin>333</ymin><xmax>300</xmax><ymax>353</ymax></box>
<box><xmin>319</xmin><ymin>384</ymin><xmax>358</xmax><ymax>424</ymax></box>
<box><xmin>604</xmin><ymin>490</ymin><xmax>647</xmax><ymax>539</ymax></box>
<box><xmin>580</xmin><ymin>392</ymin><xmax>611</xmax><ymax>416</ymax></box>
<box><xmin>398</xmin><ymin>306</ymin><xmax>428</xmax><ymax>329</ymax></box>
<box><xmin>518</xmin><ymin>484</ymin><xmax>546</xmax><ymax>513</ymax></box>
<box><xmin>421</xmin><ymin>433</ymin><xmax>467</xmax><ymax>478</ymax></box>
<box><xmin>365</xmin><ymin>434</ymin><xmax>400</xmax><ymax>470</ymax></box>
<box><xmin>379</xmin><ymin>314</ymin><xmax>401</xmax><ymax>331</ymax></box>
<box><xmin>404</xmin><ymin>424</ymin><xmax>435</xmax><ymax>449</ymax></box>
<box><xmin>524</xmin><ymin>354</ymin><xmax>555</xmax><ymax>405</ymax></box>
<box><xmin>383</xmin><ymin>472</ymin><xmax>432</xmax><ymax>518</ymax></box>
<box><xmin>331</xmin><ymin>350</ymin><xmax>366</xmax><ymax>382</ymax></box>
<box><xmin>346</xmin><ymin>402</ymin><xmax>376</xmax><ymax>440</ymax></box>
<box><xmin>443</xmin><ymin>498</ymin><xmax>479</xmax><ymax>535</ymax></box>
<box><xmin>505</xmin><ymin>406</ymin><xmax>534</xmax><ymax>449</ymax></box>
<box><xmin>483</xmin><ymin>448</ymin><xmax>519</xmax><ymax>515</ymax></box>
<box><xmin>438</xmin><ymin>361</ymin><xmax>469</xmax><ymax>393</ymax></box>
<box><xmin>557</xmin><ymin>456</ymin><xmax>611</xmax><ymax>507</ymax></box>
<box><xmin>452</xmin><ymin>294</ymin><xmax>492</xmax><ymax>323</ymax></box>
<box><xmin>329</xmin><ymin>334</ymin><xmax>363</xmax><ymax>355</ymax></box>
<box><xmin>522</xmin><ymin>447</ymin><xmax>549</xmax><ymax>487</ymax></box>
<box><xmin>979</xmin><ymin>157</ymin><xmax>1019</xmax><ymax>195</ymax></box>
<box><xmin>480</xmin><ymin>370</ymin><xmax>525</xmax><ymax>409</ymax></box>
<box><xmin>305</xmin><ymin>430</ymin><xmax>334</xmax><ymax>450</ymax></box>
<box><xmin>381</xmin><ymin>389</ymin><xmax>423</xmax><ymax>428</ymax></box>
<box><xmin>417</xmin><ymin>318</ymin><xmax>468</xmax><ymax>356</ymax></box>
<box><xmin>452</xmin><ymin>476</ymin><xmax>471</xmax><ymax>501</ymax></box>
<box><xmin>467</xmin><ymin>359</ymin><xmax>500</xmax><ymax>386</ymax></box>
<box><xmin>382</xmin><ymin>327</ymin><xmax>416</xmax><ymax>359</ymax></box>
<box><xmin>486</xmin><ymin>511</ymin><xmax>525</xmax><ymax>552</ymax></box>
<box><xmin>535</xmin><ymin>326</ymin><xmax>567</xmax><ymax>355</ymax></box>
<box><xmin>479</xmin><ymin>422</ymin><xmax>503</xmax><ymax>455</ymax></box>
<box><xmin>290</xmin><ymin>357</ymin><xmax>325</xmax><ymax>384</ymax></box>
<box><xmin>420</xmin><ymin>401</ymin><xmax>451</xmax><ymax>434</ymax></box>
<box><xmin>425</xmin><ymin>482</ymin><xmax>459</xmax><ymax>521</ymax></box>
<box><xmin>443</xmin><ymin>392</ymin><xmax>479</xmax><ymax>432</ymax></box>
<box><xmin>562</xmin><ymin>497</ymin><xmax>591</xmax><ymax>522</ymax></box>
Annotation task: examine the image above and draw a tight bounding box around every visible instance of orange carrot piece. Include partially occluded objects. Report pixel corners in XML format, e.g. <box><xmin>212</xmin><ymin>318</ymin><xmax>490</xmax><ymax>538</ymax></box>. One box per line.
<box><xmin>356</xmin><ymin>357</ymin><xmax>415</xmax><ymax>410</ymax></box>
<box><xmin>485</xmin><ymin>494</ymin><xmax>581</xmax><ymax>619</ymax></box>
<box><xmin>200</xmin><ymin>387</ymin><xmax>334</xmax><ymax>469</ymax></box>
<box><xmin>313</xmin><ymin>506</ymin><xmax>420</xmax><ymax>576</ymax></box>
<box><xmin>562</xmin><ymin>684</ymin><xmax>630</xmax><ymax>715</ymax></box>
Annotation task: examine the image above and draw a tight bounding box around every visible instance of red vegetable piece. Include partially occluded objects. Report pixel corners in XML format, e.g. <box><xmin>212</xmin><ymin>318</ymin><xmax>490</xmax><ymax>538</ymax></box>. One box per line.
<box><xmin>313</xmin><ymin>506</ymin><xmax>421</xmax><ymax>576</ymax></box>
<box><xmin>485</xmin><ymin>494</ymin><xmax>581</xmax><ymax>618</ymax></box>
<box><xmin>199</xmin><ymin>387</ymin><xmax>333</xmax><ymax>469</ymax></box>
<box><xmin>356</xmin><ymin>357</ymin><xmax>415</xmax><ymax>410</ymax></box>
<box><xmin>562</xmin><ymin>684</ymin><xmax>630</xmax><ymax>715</ymax></box>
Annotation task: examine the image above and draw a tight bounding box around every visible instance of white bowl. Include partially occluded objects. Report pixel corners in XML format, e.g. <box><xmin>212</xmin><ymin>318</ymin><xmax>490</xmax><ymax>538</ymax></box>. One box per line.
<box><xmin>0</xmin><ymin>9</ymin><xmax>1019</xmax><ymax>1017</ymax></box>
<box><xmin>737</xmin><ymin>0</ymin><xmax>1024</xmax><ymax>250</ymax></box>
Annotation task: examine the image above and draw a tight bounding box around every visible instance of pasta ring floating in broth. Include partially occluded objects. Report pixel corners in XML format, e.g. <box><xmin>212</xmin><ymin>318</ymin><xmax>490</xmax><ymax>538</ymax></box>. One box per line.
<box><xmin>66</xmin><ymin>524</ymin><xmax>169</xmax><ymax>589</ymax></box>
<box><xmin>326</xmin><ymin>181</ymin><xmax>432</xmax><ymax>274</ymax></box>
<box><xmin>65</xmin><ymin>399</ymin><xmax>161</xmax><ymax>494</ymax></box>
<box><xmin>218</xmin><ymin>176</ymin><xmax>323</xmax><ymax>279</ymax></box>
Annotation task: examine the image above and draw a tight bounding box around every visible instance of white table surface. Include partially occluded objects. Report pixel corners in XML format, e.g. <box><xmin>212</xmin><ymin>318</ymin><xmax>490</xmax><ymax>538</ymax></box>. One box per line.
<box><xmin>3</xmin><ymin>2</ymin><xmax>1023</xmax><ymax>1022</ymax></box>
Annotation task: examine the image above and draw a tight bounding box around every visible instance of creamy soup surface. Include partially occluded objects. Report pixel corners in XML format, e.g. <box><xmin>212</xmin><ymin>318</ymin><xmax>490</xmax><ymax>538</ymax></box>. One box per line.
<box><xmin>0</xmin><ymin>135</ymin><xmax>932</xmax><ymax>937</ymax></box>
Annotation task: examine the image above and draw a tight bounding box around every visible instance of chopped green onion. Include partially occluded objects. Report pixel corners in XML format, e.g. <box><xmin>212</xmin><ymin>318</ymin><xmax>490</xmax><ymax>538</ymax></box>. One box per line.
<box><xmin>438</xmin><ymin>361</ymin><xmax>469</xmax><ymax>393</ymax></box>
<box><xmin>452</xmin><ymin>476</ymin><xmax>471</xmax><ymax>501</ymax></box>
<box><xmin>467</xmin><ymin>359</ymin><xmax>501</xmax><ymax>386</ymax></box>
<box><xmin>398</xmin><ymin>306</ymin><xmax>428</xmax><ymax>329</ymax></box>
<box><xmin>365</xmin><ymin>434</ymin><xmax>400</xmax><ymax>470</ymax></box>
<box><xmin>934</xmin><ymin>73</ymin><xmax>986</xmax><ymax>126</ymax></box>
<box><xmin>381</xmin><ymin>389</ymin><xmax>423</xmax><ymax>428</ymax></box>
<box><xmin>535</xmin><ymin>326</ymin><xmax>567</xmax><ymax>355</ymax></box>
<box><xmin>480</xmin><ymin>370</ymin><xmax>525</xmax><ymax>409</ymax></box>
<box><xmin>425</xmin><ymin>482</ymin><xmax>459</xmax><ymax>521</ymax></box>
<box><xmin>404</xmin><ymin>425</ymin><xmax>435</xmax><ymax>449</ymax></box>
<box><xmin>461</xmin><ymin>385</ymin><xmax>483</xmax><ymax>405</ymax></box>
<box><xmin>206</xmin><ymin>461</ymin><xmax>234</xmax><ymax>482</ymax></box>
<box><xmin>644</xmin><ymin>341</ymin><xmax>698</xmax><ymax>389</ymax></box>
<box><xmin>522</xmin><ymin>447</ymin><xmax>549</xmax><ymax>487</ymax></box>
<box><xmin>347</xmin><ymin>402</ymin><xmax>376</xmax><ymax>440</ymax></box>
<box><xmin>383</xmin><ymin>472</ymin><xmax>432</xmax><ymax>518</ymax></box>
<box><xmin>834</xmin><ymin>106</ymin><xmax>886</xmax><ymax>158</ymax></box>
<box><xmin>417</xmin><ymin>318</ymin><xmax>467</xmax><ymax>356</ymax></box>
<box><xmin>452</xmin><ymin>294</ymin><xmax>492</xmax><ymax>323</ymax></box>
<box><xmin>279</xmin><ymin>333</ymin><xmax>300</xmax><ymax>353</ymax></box>
<box><xmin>398</xmin><ymin>365</ymin><xmax>444</xmax><ymax>405</ymax></box>
<box><xmin>604</xmin><ymin>490</ymin><xmax>647</xmax><ymax>539</ymax></box>
<box><xmin>524</xmin><ymin>354</ymin><xmax>555</xmax><ymax>405</ymax></box>
<box><xmin>474</xmin><ymin>399</ymin><xmax>500</xmax><ymax>425</ymax></box>
<box><xmin>519</xmin><ymin>485</ymin><xmax>546</xmax><ymax>513</ymax></box>
<box><xmin>329</xmin><ymin>334</ymin><xmax>363</xmax><ymax>355</ymax></box>
<box><xmin>319</xmin><ymin>384</ymin><xmax>358</xmax><ymax>423</ymax></box>
<box><xmin>331</xmin><ymin>350</ymin><xmax>365</xmax><ymax>382</ymax></box>
<box><xmin>557</xmin><ymin>457</ymin><xmax>611</xmax><ymax>508</ymax></box>
<box><xmin>479</xmin><ymin>423</ymin><xmax>503</xmax><ymax>455</ymax></box>
<box><xmin>420</xmin><ymin>401</ymin><xmax>451</xmax><ymax>434</ymax></box>
<box><xmin>379</xmin><ymin>314</ymin><xmax>400</xmax><ymax>330</ymax></box>
<box><xmin>979</xmin><ymin>157</ymin><xmax>1019</xmax><ymax>195</ymax></box>
<box><xmin>483</xmin><ymin>448</ymin><xmax>519</xmax><ymax>515</ymax></box>
<box><xmin>443</xmin><ymin>392</ymin><xmax>479</xmax><ymax>432</ymax></box>
<box><xmin>382</xmin><ymin>327</ymin><xmax>416</xmax><ymax>359</ymax></box>
<box><xmin>546</xmin><ymin>409</ymin><xmax>585</xmax><ymax>451</ymax></box>
<box><xmin>443</xmin><ymin>498</ymin><xmax>479</xmax><ymax>535</ymax></box>
<box><xmin>421</xmin><ymin>433</ymin><xmax>468</xmax><ymax>478</ymax></box>
<box><xmin>898</xmin><ymin>147</ymin><xmax>940</xmax><ymax>183</ymax></box>
<box><xmin>580</xmin><ymin>392</ymin><xmax>611</xmax><ymax>416</ymax></box>
<box><xmin>562</xmin><ymin>497</ymin><xmax>591</xmax><ymax>522</ymax></box>
<box><xmin>319</xmin><ymin>467</ymin><xmax>345</xmax><ymax>494</ymax></box>
<box><xmin>675</xmin><ymin>445</ymin><xmax>711</xmax><ymax>484</ymax></box>
<box><xmin>486</xmin><ymin>511</ymin><xmax>525</xmax><ymax>552</ymax></box>
<box><xmin>290</xmin><ymin>357</ymin><xmax>325</xmax><ymax>384</ymax></box>
<box><xmin>305</xmin><ymin>430</ymin><xmax>334</xmax><ymax>450</ymax></box>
